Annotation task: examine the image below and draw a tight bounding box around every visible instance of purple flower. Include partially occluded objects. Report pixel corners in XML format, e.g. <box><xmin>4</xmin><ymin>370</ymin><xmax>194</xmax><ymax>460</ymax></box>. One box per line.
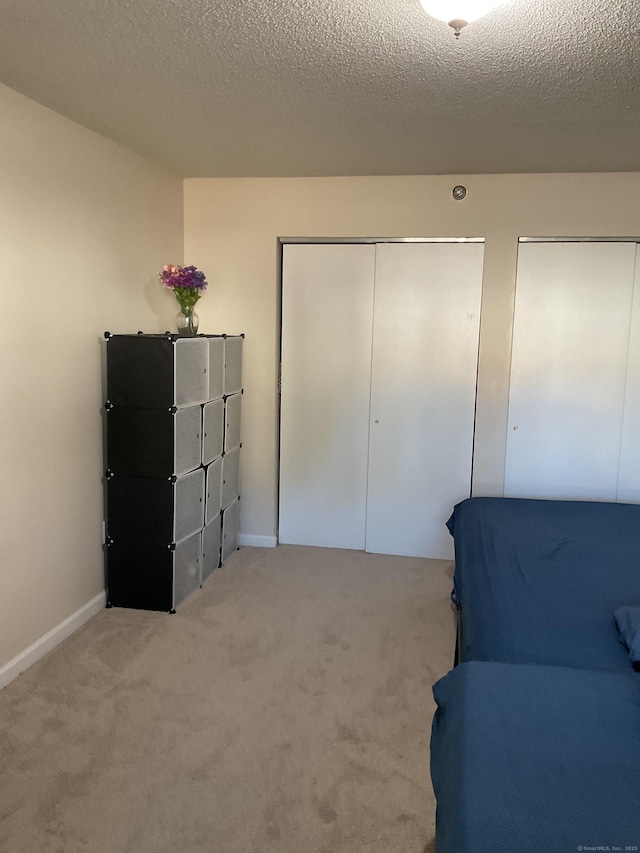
<box><xmin>160</xmin><ymin>263</ymin><xmax>208</xmax><ymax>291</ymax></box>
<box><xmin>159</xmin><ymin>264</ymin><xmax>208</xmax><ymax>311</ymax></box>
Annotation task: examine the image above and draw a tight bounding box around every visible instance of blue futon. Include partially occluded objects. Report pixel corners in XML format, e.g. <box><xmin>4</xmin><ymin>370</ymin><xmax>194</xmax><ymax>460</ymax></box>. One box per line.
<box><xmin>431</xmin><ymin>661</ymin><xmax>640</xmax><ymax>852</ymax></box>
<box><xmin>431</xmin><ymin>497</ymin><xmax>640</xmax><ymax>853</ymax></box>
<box><xmin>447</xmin><ymin>497</ymin><xmax>640</xmax><ymax>671</ymax></box>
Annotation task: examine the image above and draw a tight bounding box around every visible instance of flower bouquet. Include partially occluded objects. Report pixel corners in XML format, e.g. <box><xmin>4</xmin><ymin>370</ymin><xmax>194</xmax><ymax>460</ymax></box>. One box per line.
<box><xmin>159</xmin><ymin>263</ymin><xmax>208</xmax><ymax>336</ymax></box>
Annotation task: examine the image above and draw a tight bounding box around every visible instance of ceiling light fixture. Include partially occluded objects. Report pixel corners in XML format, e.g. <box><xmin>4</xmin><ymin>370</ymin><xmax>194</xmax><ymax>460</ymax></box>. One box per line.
<box><xmin>419</xmin><ymin>0</ymin><xmax>511</xmax><ymax>38</ymax></box>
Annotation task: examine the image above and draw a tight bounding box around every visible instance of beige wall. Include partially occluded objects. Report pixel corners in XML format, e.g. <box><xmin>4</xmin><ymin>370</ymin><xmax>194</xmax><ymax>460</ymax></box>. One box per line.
<box><xmin>0</xmin><ymin>84</ymin><xmax>183</xmax><ymax>670</ymax></box>
<box><xmin>2</xmin><ymin>86</ymin><xmax>639</xmax><ymax>671</ymax></box>
<box><xmin>184</xmin><ymin>174</ymin><xmax>640</xmax><ymax>541</ymax></box>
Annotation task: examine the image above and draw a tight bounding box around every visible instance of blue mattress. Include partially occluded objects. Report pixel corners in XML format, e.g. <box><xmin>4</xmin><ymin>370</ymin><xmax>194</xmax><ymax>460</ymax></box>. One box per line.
<box><xmin>448</xmin><ymin>497</ymin><xmax>640</xmax><ymax>671</ymax></box>
<box><xmin>431</xmin><ymin>661</ymin><xmax>640</xmax><ymax>853</ymax></box>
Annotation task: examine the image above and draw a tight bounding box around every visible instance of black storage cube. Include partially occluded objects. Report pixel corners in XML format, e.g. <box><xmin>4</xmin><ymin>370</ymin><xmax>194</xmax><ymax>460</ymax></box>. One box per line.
<box><xmin>107</xmin><ymin>405</ymin><xmax>202</xmax><ymax>478</ymax></box>
<box><xmin>107</xmin><ymin>468</ymin><xmax>205</xmax><ymax>545</ymax></box>
<box><xmin>107</xmin><ymin>334</ymin><xmax>209</xmax><ymax>409</ymax></box>
<box><xmin>107</xmin><ymin>531</ymin><xmax>202</xmax><ymax>612</ymax></box>
<box><xmin>104</xmin><ymin>332</ymin><xmax>243</xmax><ymax>611</ymax></box>
<box><xmin>107</xmin><ymin>541</ymin><xmax>175</xmax><ymax>612</ymax></box>
<box><xmin>108</xmin><ymin>476</ymin><xmax>172</xmax><ymax>543</ymax></box>
<box><xmin>107</xmin><ymin>335</ymin><xmax>175</xmax><ymax>408</ymax></box>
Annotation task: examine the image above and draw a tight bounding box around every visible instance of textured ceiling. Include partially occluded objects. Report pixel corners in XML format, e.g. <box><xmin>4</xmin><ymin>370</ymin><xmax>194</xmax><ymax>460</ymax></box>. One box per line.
<box><xmin>0</xmin><ymin>0</ymin><xmax>639</xmax><ymax>177</ymax></box>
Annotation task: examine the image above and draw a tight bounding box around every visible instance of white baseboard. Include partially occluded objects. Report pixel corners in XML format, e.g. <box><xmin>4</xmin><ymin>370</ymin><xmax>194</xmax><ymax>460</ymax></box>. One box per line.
<box><xmin>0</xmin><ymin>590</ymin><xmax>107</xmax><ymax>691</ymax></box>
<box><xmin>238</xmin><ymin>533</ymin><xmax>278</xmax><ymax>548</ymax></box>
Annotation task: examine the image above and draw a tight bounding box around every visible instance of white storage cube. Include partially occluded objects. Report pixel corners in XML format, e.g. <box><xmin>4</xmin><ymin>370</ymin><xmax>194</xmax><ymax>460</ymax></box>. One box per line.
<box><xmin>175</xmin><ymin>405</ymin><xmax>202</xmax><ymax>475</ymax></box>
<box><xmin>202</xmin><ymin>399</ymin><xmax>224</xmax><ymax>465</ymax></box>
<box><xmin>202</xmin><ymin>515</ymin><xmax>221</xmax><ymax>582</ymax></box>
<box><xmin>175</xmin><ymin>338</ymin><xmax>209</xmax><ymax>407</ymax></box>
<box><xmin>174</xmin><ymin>530</ymin><xmax>202</xmax><ymax>606</ymax></box>
<box><xmin>208</xmin><ymin>337</ymin><xmax>225</xmax><ymax>401</ymax></box>
<box><xmin>221</xmin><ymin>498</ymin><xmax>240</xmax><ymax>563</ymax></box>
<box><xmin>222</xmin><ymin>447</ymin><xmax>240</xmax><ymax>509</ymax></box>
<box><xmin>174</xmin><ymin>467</ymin><xmax>205</xmax><ymax>542</ymax></box>
<box><xmin>224</xmin><ymin>336</ymin><xmax>243</xmax><ymax>395</ymax></box>
<box><xmin>205</xmin><ymin>456</ymin><xmax>223</xmax><ymax>524</ymax></box>
<box><xmin>224</xmin><ymin>393</ymin><xmax>242</xmax><ymax>452</ymax></box>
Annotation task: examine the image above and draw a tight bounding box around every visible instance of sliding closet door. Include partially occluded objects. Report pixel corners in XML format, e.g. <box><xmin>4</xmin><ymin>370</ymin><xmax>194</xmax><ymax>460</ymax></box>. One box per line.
<box><xmin>365</xmin><ymin>243</ymin><xmax>484</xmax><ymax>559</ymax></box>
<box><xmin>279</xmin><ymin>244</ymin><xmax>376</xmax><ymax>548</ymax></box>
<box><xmin>505</xmin><ymin>242</ymin><xmax>637</xmax><ymax>501</ymax></box>
<box><xmin>618</xmin><ymin>245</ymin><xmax>640</xmax><ymax>503</ymax></box>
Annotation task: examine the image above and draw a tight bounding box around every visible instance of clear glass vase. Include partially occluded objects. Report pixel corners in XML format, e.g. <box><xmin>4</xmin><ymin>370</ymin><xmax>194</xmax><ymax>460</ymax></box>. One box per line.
<box><xmin>176</xmin><ymin>306</ymin><xmax>199</xmax><ymax>337</ymax></box>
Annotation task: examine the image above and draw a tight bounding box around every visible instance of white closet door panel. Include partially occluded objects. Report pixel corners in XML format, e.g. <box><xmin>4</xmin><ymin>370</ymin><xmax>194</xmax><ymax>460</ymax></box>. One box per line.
<box><xmin>365</xmin><ymin>243</ymin><xmax>484</xmax><ymax>559</ymax></box>
<box><xmin>617</xmin><ymin>246</ymin><xmax>640</xmax><ymax>503</ymax></box>
<box><xmin>279</xmin><ymin>244</ymin><xmax>376</xmax><ymax>548</ymax></box>
<box><xmin>505</xmin><ymin>242</ymin><xmax>636</xmax><ymax>501</ymax></box>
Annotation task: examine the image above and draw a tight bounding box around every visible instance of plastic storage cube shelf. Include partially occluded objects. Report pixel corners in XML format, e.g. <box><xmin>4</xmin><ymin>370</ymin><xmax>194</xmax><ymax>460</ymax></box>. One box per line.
<box><xmin>104</xmin><ymin>332</ymin><xmax>243</xmax><ymax>612</ymax></box>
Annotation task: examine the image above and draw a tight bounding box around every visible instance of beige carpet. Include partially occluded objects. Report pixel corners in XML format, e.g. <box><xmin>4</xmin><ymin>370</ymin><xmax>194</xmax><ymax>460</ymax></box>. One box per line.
<box><xmin>0</xmin><ymin>545</ymin><xmax>455</xmax><ymax>853</ymax></box>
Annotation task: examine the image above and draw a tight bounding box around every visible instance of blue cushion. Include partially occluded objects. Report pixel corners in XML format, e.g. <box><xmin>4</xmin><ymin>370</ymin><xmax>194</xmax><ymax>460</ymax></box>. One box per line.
<box><xmin>614</xmin><ymin>606</ymin><xmax>640</xmax><ymax>666</ymax></box>
<box><xmin>447</xmin><ymin>497</ymin><xmax>640</xmax><ymax>672</ymax></box>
